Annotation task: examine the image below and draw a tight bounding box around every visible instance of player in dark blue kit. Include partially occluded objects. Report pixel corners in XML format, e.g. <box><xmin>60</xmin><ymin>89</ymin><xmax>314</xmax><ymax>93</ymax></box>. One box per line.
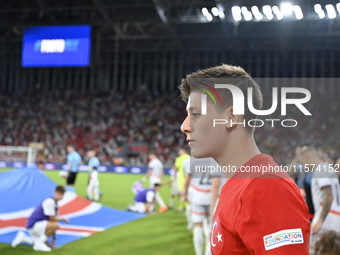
<box><xmin>127</xmin><ymin>184</ymin><xmax>161</xmax><ymax>214</ymax></box>
<box><xmin>11</xmin><ymin>186</ymin><xmax>69</xmax><ymax>251</ymax></box>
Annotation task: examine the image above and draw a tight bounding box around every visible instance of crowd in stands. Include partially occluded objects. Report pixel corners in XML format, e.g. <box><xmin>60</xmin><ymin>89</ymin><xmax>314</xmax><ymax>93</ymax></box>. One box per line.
<box><xmin>0</xmin><ymin>89</ymin><xmax>339</xmax><ymax>167</ymax></box>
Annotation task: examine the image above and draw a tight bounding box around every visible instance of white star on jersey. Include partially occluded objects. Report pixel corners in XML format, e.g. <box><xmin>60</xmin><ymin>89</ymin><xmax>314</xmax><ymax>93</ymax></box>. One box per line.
<box><xmin>217</xmin><ymin>232</ymin><xmax>223</xmax><ymax>243</ymax></box>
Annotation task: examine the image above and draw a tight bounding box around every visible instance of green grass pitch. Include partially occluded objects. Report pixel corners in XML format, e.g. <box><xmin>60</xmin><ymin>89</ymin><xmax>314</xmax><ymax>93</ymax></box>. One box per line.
<box><xmin>0</xmin><ymin>169</ymin><xmax>195</xmax><ymax>255</ymax></box>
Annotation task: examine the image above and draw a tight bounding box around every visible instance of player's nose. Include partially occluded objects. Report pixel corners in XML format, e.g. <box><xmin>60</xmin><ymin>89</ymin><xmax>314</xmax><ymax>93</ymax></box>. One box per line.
<box><xmin>181</xmin><ymin>115</ymin><xmax>191</xmax><ymax>134</ymax></box>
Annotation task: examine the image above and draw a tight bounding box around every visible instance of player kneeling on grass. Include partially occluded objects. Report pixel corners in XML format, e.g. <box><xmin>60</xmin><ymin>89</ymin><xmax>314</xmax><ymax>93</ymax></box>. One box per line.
<box><xmin>11</xmin><ymin>186</ymin><xmax>69</xmax><ymax>252</ymax></box>
<box><xmin>127</xmin><ymin>184</ymin><xmax>161</xmax><ymax>214</ymax></box>
<box><xmin>87</xmin><ymin>166</ymin><xmax>100</xmax><ymax>201</ymax></box>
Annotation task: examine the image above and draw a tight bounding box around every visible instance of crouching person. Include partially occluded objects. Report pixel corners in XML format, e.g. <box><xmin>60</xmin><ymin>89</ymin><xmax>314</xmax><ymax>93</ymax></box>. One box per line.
<box><xmin>11</xmin><ymin>185</ymin><xmax>69</xmax><ymax>252</ymax></box>
<box><xmin>127</xmin><ymin>184</ymin><xmax>161</xmax><ymax>215</ymax></box>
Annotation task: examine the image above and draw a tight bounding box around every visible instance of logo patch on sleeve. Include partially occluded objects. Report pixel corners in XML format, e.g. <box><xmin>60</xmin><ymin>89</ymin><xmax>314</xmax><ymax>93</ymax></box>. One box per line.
<box><xmin>263</xmin><ymin>228</ymin><xmax>304</xmax><ymax>251</ymax></box>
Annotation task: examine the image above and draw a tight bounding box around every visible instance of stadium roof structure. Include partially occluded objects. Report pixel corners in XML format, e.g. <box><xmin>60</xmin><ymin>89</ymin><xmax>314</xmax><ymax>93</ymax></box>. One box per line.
<box><xmin>0</xmin><ymin>0</ymin><xmax>340</xmax><ymax>54</ymax></box>
<box><xmin>0</xmin><ymin>0</ymin><xmax>339</xmax><ymax>92</ymax></box>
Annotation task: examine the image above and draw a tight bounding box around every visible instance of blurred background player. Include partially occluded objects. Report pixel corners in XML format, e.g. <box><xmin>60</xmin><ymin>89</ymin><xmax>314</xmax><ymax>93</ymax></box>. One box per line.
<box><xmin>87</xmin><ymin>166</ymin><xmax>100</xmax><ymax>202</ymax></box>
<box><xmin>298</xmin><ymin>146</ymin><xmax>340</xmax><ymax>251</ymax></box>
<box><xmin>87</xmin><ymin>150</ymin><xmax>100</xmax><ymax>173</ymax></box>
<box><xmin>169</xmin><ymin>168</ymin><xmax>180</xmax><ymax>210</ymax></box>
<box><xmin>37</xmin><ymin>161</ymin><xmax>45</xmax><ymax>174</ymax></box>
<box><xmin>66</xmin><ymin>145</ymin><xmax>82</xmax><ymax>191</ymax></box>
<box><xmin>289</xmin><ymin>146</ymin><xmax>315</xmax><ymax>222</ymax></box>
<box><xmin>174</xmin><ymin>148</ymin><xmax>190</xmax><ymax>211</ymax></box>
<box><xmin>11</xmin><ymin>186</ymin><xmax>69</xmax><ymax>252</ymax></box>
<box><xmin>87</xmin><ymin>150</ymin><xmax>102</xmax><ymax>200</ymax></box>
<box><xmin>183</xmin><ymin>158</ymin><xmax>193</xmax><ymax>231</ymax></box>
<box><xmin>127</xmin><ymin>184</ymin><xmax>161</xmax><ymax>214</ymax></box>
<box><xmin>183</xmin><ymin>157</ymin><xmax>215</xmax><ymax>255</ymax></box>
<box><xmin>142</xmin><ymin>152</ymin><xmax>167</xmax><ymax>212</ymax></box>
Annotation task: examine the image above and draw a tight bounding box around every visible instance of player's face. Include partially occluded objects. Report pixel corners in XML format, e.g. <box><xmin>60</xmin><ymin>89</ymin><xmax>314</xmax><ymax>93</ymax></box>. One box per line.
<box><xmin>181</xmin><ymin>92</ymin><xmax>229</xmax><ymax>159</ymax></box>
<box><xmin>55</xmin><ymin>192</ymin><xmax>64</xmax><ymax>201</ymax></box>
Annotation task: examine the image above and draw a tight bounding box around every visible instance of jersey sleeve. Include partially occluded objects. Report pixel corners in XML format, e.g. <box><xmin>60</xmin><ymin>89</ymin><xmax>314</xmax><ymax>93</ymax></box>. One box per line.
<box><xmin>234</xmin><ymin>178</ymin><xmax>310</xmax><ymax>254</ymax></box>
<box><xmin>183</xmin><ymin>159</ymin><xmax>191</xmax><ymax>176</ymax></box>
<box><xmin>67</xmin><ymin>154</ymin><xmax>73</xmax><ymax>164</ymax></box>
<box><xmin>42</xmin><ymin>198</ymin><xmax>56</xmax><ymax>217</ymax></box>
<box><xmin>316</xmin><ymin>164</ymin><xmax>335</xmax><ymax>188</ymax></box>
<box><xmin>317</xmin><ymin>178</ymin><xmax>332</xmax><ymax>189</ymax></box>
<box><xmin>148</xmin><ymin>161</ymin><xmax>153</xmax><ymax>170</ymax></box>
<box><xmin>146</xmin><ymin>191</ymin><xmax>155</xmax><ymax>203</ymax></box>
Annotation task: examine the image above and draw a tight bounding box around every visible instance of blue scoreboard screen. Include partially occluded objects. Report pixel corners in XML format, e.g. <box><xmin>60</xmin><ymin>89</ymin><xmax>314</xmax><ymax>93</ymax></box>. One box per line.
<box><xmin>22</xmin><ymin>25</ymin><xmax>91</xmax><ymax>67</ymax></box>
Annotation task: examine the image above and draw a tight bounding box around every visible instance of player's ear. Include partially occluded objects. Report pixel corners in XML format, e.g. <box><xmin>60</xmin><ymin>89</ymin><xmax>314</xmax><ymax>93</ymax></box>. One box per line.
<box><xmin>224</xmin><ymin>106</ymin><xmax>236</xmax><ymax>129</ymax></box>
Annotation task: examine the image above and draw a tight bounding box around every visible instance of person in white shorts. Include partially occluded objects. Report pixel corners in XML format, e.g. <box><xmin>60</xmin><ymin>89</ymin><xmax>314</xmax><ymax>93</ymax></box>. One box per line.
<box><xmin>183</xmin><ymin>156</ymin><xmax>216</xmax><ymax>255</ymax></box>
<box><xmin>11</xmin><ymin>186</ymin><xmax>69</xmax><ymax>252</ymax></box>
<box><xmin>299</xmin><ymin>146</ymin><xmax>340</xmax><ymax>252</ymax></box>
<box><xmin>87</xmin><ymin>166</ymin><xmax>100</xmax><ymax>201</ymax></box>
<box><xmin>127</xmin><ymin>184</ymin><xmax>160</xmax><ymax>214</ymax></box>
<box><xmin>142</xmin><ymin>152</ymin><xmax>167</xmax><ymax>212</ymax></box>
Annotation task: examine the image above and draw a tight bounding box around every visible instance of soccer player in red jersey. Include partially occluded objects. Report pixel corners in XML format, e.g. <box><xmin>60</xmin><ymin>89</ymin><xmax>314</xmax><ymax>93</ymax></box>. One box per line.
<box><xmin>179</xmin><ymin>64</ymin><xmax>310</xmax><ymax>254</ymax></box>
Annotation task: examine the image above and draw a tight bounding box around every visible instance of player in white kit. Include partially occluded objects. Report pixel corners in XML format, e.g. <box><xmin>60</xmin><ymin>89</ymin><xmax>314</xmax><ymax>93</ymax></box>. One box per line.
<box><xmin>87</xmin><ymin>166</ymin><xmax>100</xmax><ymax>201</ymax></box>
<box><xmin>169</xmin><ymin>169</ymin><xmax>180</xmax><ymax>210</ymax></box>
<box><xmin>142</xmin><ymin>152</ymin><xmax>168</xmax><ymax>213</ymax></box>
<box><xmin>183</xmin><ymin>157</ymin><xmax>216</xmax><ymax>255</ymax></box>
<box><xmin>299</xmin><ymin>146</ymin><xmax>340</xmax><ymax>252</ymax></box>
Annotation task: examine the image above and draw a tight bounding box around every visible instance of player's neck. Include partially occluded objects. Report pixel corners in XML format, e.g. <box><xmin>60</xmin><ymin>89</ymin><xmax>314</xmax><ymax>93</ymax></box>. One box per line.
<box><xmin>215</xmin><ymin>134</ymin><xmax>261</xmax><ymax>179</ymax></box>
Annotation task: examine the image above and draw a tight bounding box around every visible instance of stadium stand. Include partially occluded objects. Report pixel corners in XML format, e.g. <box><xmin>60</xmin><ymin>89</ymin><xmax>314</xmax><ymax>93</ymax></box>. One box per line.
<box><xmin>0</xmin><ymin>89</ymin><xmax>339</xmax><ymax>167</ymax></box>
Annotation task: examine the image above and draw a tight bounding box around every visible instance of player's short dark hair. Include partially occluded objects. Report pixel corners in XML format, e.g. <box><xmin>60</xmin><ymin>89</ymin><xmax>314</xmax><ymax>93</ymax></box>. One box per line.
<box><xmin>154</xmin><ymin>183</ymin><xmax>161</xmax><ymax>188</ymax></box>
<box><xmin>37</xmin><ymin>161</ymin><xmax>44</xmax><ymax>165</ymax></box>
<box><xmin>179</xmin><ymin>64</ymin><xmax>263</xmax><ymax>134</ymax></box>
<box><xmin>55</xmin><ymin>185</ymin><xmax>66</xmax><ymax>194</ymax></box>
<box><xmin>67</xmin><ymin>144</ymin><xmax>75</xmax><ymax>149</ymax></box>
<box><xmin>148</xmin><ymin>150</ymin><xmax>157</xmax><ymax>157</ymax></box>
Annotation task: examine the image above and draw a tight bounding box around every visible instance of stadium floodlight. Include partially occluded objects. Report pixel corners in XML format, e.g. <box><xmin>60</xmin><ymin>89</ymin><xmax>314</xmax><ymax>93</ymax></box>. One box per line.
<box><xmin>314</xmin><ymin>4</ymin><xmax>326</xmax><ymax>19</ymax></box>
<box><xmin>202</xmin><ymin>7</ymin><xmax>213</xmax><ymax>21</ymax></box>
<box><xmin>206</xmin><ymin>13</ymin><xmax>213</xmax><ymax>21</ymax></box>
<box><xmin>337</xmin><ymin>3</ymin><xmax>340</xmax><ymax>15</ymax></box>
<box><xmin>216</xmin><ymin>4</ymin><xmax>225</xmax><ymax>19</ymax></box>
<box><xmin>325</xmin><ymin>4</ymin><xmax>336</xmax><ymax>19</ymax></box>
<box><xmin>211</xmin><ymin>7</ymin><xmax>220</xmax><ymax>16</ymax></box>
<box><xmin>232</xmin><ymin>6</ymin><xmax>242</xmax><ymax>21</ymax></box>
<box><xmin>272</xmin><ymin>6</ymin><xmax>284</xmax><ymax>20</ymax></box>
<box><xmin>241</xmin><ymin>6</ymin><xmax>253</xmax><ymax>21</ymax></box>
<box><xmin>293</xmin><ymin>5</ymin><xmax>303</xmax><ymax>20</ymax></box>
<box><xmin>251</xmin><ymin>6</ymin><xmax>264</xmax><ymax>20</ymax></box>
<box><xmin>202</xmin><ymin>7</ymin><xmax>209</xmax><ymax>17</ymax></box>
<box><xmin>263</xmin><ymin>5</ymin><xmax>274</xmax><ymax>20</ymax></box>
<box><xmin>280</xmin><ymin>3</ymin><xmax>293</xmax><ymax>15</ymax></box>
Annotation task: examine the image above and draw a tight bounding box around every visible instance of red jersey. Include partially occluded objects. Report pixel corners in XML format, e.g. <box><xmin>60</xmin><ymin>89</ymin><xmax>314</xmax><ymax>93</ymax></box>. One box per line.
<box><xmin>211</xmin><ymin>154</ymin><xmax>310</xmax><ymax>255</ymax></box>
